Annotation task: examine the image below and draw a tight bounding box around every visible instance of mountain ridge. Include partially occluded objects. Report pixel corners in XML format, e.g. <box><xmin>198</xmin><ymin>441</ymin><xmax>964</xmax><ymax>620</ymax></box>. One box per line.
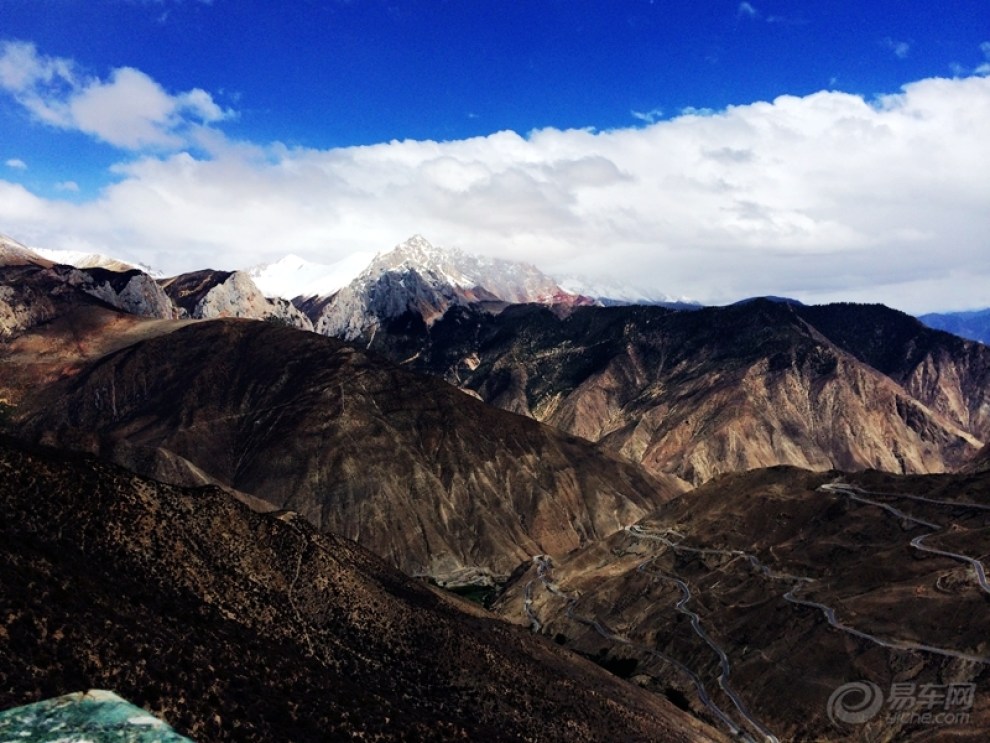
<box><xmin>10</xmin><ymin>316</ymin><xmax>685</xmax><ymax>583</ymax></box>
<box><xmin>920</xmin><ymin>307</ymin><xmax>990</xmax><ymax>346</ymax></box>
<box><xmin>362</xmin><ymin>298</ymin><xmax>989</xmax><ymax>484</ymax></box>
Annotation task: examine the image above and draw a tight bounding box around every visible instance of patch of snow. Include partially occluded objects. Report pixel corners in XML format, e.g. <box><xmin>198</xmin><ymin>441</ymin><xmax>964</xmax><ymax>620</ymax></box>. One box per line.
<box><xmin>247</xmin><ymin>251</ymin><xmax>376</xmax><ymax>299</ymax></box>
<box><xmin>32</xmin><ymin>247</ymin><xmax>162</xmax><ymax>276</ymax></box>
<box><xmin>558</xmin><ymin>275</ymin><xmax>691</xmax><ymax>306</ymax></box>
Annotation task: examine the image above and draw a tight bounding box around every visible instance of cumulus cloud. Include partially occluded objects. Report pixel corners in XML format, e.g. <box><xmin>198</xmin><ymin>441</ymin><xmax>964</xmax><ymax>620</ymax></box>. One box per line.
<box><xmin>5</xmin><ymin>159</ymin><xmax>27</xmax><ymax>170</ymax></box>
<box><xmin>1</xmin><ymin>66</ymin><xmax>989</xmax><ymax>314</ymax></box>
<box><xmin>0</xmin><ymin>40</ymin><xmax>233</xmax><ymax>150</ymax></box>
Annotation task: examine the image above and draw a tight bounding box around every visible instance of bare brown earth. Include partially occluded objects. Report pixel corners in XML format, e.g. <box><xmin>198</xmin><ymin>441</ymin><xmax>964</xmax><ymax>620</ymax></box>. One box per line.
<box><xmin>5</xmin><ymin>310</ymin><xmax>685</xmax><ymax>584</ymax></box>
<box><xmin>0</xmin><ymin>436</ymin><xmax>724</xmax><ymax>742</ymax></box>
<box><xmin>368</xmin><ymin>300</ymin><xmax>990</xmax><ymax>484</ymax></box>
<box><xmin>495</xmin><ymin>466</ymin><xmax>990</xmax><ymax>741</ymax></box>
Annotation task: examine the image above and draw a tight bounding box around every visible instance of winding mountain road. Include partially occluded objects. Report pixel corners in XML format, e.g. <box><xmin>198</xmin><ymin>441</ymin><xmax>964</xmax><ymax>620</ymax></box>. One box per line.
<box><xmin>525</xmin><ymin>479</ymin><xmax>989</xmax><ymax>741</ymax></box>
<box><xmin>819</xmin><ymin>483</ymin><xmax>990</xmax><ymax>595</ymax></box>
<box><xmin>638</xmin><ymin>558</ymin><xmax>779</xmax><ymax>742</ymax></box>
<box><xmin>528</xmin><ymin>554</ymin><xmax>757</xmax><ymax>741</ymax></box>
<box><xmin>626</xmin><ymin>522</ymin><xmax>990</xmax><ymax>665</ymax></box>
<box><xmin>781</xmin><ymin>583</ymin><xmax>990</xmax><ymax>664</ymax></box>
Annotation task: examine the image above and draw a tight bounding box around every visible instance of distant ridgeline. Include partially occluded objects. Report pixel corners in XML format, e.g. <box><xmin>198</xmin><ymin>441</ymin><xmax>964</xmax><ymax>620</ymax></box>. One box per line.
<box><xmin>919</xmin><ymin>308</ymin><xmax>990</xmax><ymax>345</ymax></box>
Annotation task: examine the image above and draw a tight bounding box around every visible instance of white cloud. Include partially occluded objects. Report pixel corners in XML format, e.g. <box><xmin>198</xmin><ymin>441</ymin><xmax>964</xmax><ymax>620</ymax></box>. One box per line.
<box><xmin>0</xmin><ymin>40</ymin><xmax>233</xmax><ymax>150</ymax></box>
<box><xmin>55</xmin><ymin>180</ymin><xmax>79</xmax><ymax>192</ymax></box>
<box><xmin>5</xmin><ymin>159</ymin><xmax>27</xmax><ymax>170</ymax></box>
<box><xmin>1</xmin><ymin>71</ymin><xmax>989</xmax><ymax>314</ymax></box>
<box><xmin>883</xmin><ymin>37</ymin><xmax>911</xmax><ymax>60</ymax></box>
<box><xmin>738</xmin><ymin>2</ymin><xmax>758</xmax><ymax>19</ymax></box>
<box><xmin>631</xmin><ymin>107</ymin><xmax>664</xmax><ymax>124</ymax></box>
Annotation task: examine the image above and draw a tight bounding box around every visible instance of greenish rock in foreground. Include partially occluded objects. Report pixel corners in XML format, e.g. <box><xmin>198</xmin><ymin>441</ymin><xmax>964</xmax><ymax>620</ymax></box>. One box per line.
<box><xmin>0</xmin><ymin>690</ymin><xmax>192</xmax><ymax>742</ymax></box>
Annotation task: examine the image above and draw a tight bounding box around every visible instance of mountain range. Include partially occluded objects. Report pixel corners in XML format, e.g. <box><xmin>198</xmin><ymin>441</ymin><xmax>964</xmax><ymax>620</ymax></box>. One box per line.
<box><xmin>361</xmin><ymin>298</ymin><xmax>990</xmax><ymax>484</ymax></box>
<box><xmin>920</xmin><ymin>308</ymin><xmax>990</xmax><ymax>346</ymax></box>
<box><xmin>2</xmin><ymin>228</ymin><xmax>989</xmax><ymax>741</ymax></box>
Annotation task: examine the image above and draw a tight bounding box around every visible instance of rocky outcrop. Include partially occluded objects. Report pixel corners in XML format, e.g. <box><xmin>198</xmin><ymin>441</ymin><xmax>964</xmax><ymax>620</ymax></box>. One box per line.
<box><xmin>0</xmin><ymin>264</ymin><xmax>175</xmax><ymax>341</ymax></box>
<box><xmin>0</xmin><ymin>278</ymin><xmax>59</xmax><ymax>339</ymax></box>
<box><xmin>0</xmin><ymin>691</ymin><xmax>190</xmax><ymax>742</ymax></box>
<box><xmin>160</xmin><ymin>269</ymin><xmax>312</xmax><ymax>330</ymax></box>
<box><xmin>79</xmin><ymin>267</ymin><xmax>175</xmax><ymax>320</ymax></box>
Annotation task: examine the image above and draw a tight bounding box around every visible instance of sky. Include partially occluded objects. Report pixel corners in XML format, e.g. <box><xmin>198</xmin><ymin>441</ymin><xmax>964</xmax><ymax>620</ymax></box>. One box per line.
<box><xmin>1</xmin><ymin>0</ymin><xmax>989</xmax><ymax>313</ymax></box>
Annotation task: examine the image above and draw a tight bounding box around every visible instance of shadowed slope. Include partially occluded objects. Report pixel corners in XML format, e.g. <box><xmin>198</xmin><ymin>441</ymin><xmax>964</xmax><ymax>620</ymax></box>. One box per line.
<box><xmin>0</xmin><ymin>437</ymin><xmax>722</xmax><ymax>742</ymax></box>
<box><xmin>496</xmin><ymin>466</ymin><xmax>990</xmax><ymax>741</ymax></box>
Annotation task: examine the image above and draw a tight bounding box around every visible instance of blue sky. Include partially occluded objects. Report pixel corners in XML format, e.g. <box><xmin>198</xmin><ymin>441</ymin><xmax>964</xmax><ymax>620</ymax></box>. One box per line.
<box><xmin>1</xmin><ymin>0</ymin><xmax>989</xmax><ymax>311</ymax></box>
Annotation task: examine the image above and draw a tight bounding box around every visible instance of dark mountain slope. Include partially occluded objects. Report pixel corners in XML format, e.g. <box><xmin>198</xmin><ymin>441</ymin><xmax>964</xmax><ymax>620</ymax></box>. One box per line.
<box><xmin>0</xmin><ymin>437</ymin><xmax>722</xmax><ymax>742</ymax></box>
<box><xmin>14</xmin><ymin>318</ymin><xmax>684</xmax><ymax>583</ymax></box>
<box><xmin>495</xmin><ymin>465</ymin><xmax>990</xmax><ymax>741</ymax></box>
<box><xmin>795</xmin><ymin>303</ymin><xmax>990</xmax><ymax>436</ymax></box>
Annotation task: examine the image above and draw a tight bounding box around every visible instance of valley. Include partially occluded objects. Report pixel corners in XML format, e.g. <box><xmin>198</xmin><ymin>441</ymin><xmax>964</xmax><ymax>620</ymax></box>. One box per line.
<box><xmin>498</xmin><ymin>467</ymin><xmax>990</xmax><ymax>741</ymax></box>
<box><xmin>2</xmin><ymin>234</ymin><xmax>988</xmax><ymax>741</ymax></box>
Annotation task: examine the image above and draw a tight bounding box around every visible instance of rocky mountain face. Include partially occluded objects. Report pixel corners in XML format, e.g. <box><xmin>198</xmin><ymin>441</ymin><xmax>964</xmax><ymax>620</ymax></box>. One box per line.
<box><xmin>966</xmin><ymin>443</ymin><xmax>990</xmax><ymax>473</ymax></box>
<box><xmin>365</xmin><ymin>299</ymin><xmax>989</xmax><ymax>484</ymax></box>
<box><xmin>79</xmin><ymin>267</ymin><xmax>175</xmax><ymax>320</ymax></box>
<box><xmin>495</xmin><ymin>465</ymin><xmax>990</xmax><ymax>741</ymax></box>
<box><xmin>159</xmin><ymin>269</ymin><xmax>312</xmax><ymax>330</ymax></box>
<box><xmin>794</xmin><ymin>303</ymin><xmax>990</xmax><ymax>439</ymax></box>
<box><xmin>920</xmin><ymin>308</ymin><xmax>990</xmax><ymax>346</ymax></box>
<box><xmin>11</xmin><ymin>318</ymin><xmax>684</xmax><ymax>584</ymax></box>
<box><xmin>297</xmin><ymin>235</ymin><xmax>591</xmax><ymax>342</ymax></box>
<box><xmin>0</xmin><ymin>264</ymin><xmax>175</xmax><ymax>340</ymax></box>
<box><xmin>0</xmin><ymin>436</ymin><xmax>721</xmax><ymax>742</ymax></box>
<box><xmin>1</xmin><ymin>235</ymin><xmax>310</xmax><ymax>330</ymax></box>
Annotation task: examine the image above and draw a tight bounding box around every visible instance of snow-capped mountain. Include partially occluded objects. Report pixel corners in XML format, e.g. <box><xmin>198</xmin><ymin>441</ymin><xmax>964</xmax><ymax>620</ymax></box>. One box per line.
<box><xmin>557</xmin><ymin>275</ymin><xmax>696</xmax><ymax>308</ymax></box>
<box><xmin>298</xmin><ymin>235</ymin><xmax>591</xmax><ymax>341</ymax></box>
<box><xmin>30</xmin><ymin>247</ymin><xmax>163</xmax><ymax>277</ymax></box>
<box><xmin>246</xmin><ymin>251</ymin><xmax>376</xmax><ymax>299</ymax></box>
<box><xmin>1</xmin><ymin>234</ymin><xmax>163</xmax><ymax>276</ymax></box>
<box><xmin>359</xmin><ymin>235</ymin><xmax>573</xmax><ymax>304</ymax></box>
